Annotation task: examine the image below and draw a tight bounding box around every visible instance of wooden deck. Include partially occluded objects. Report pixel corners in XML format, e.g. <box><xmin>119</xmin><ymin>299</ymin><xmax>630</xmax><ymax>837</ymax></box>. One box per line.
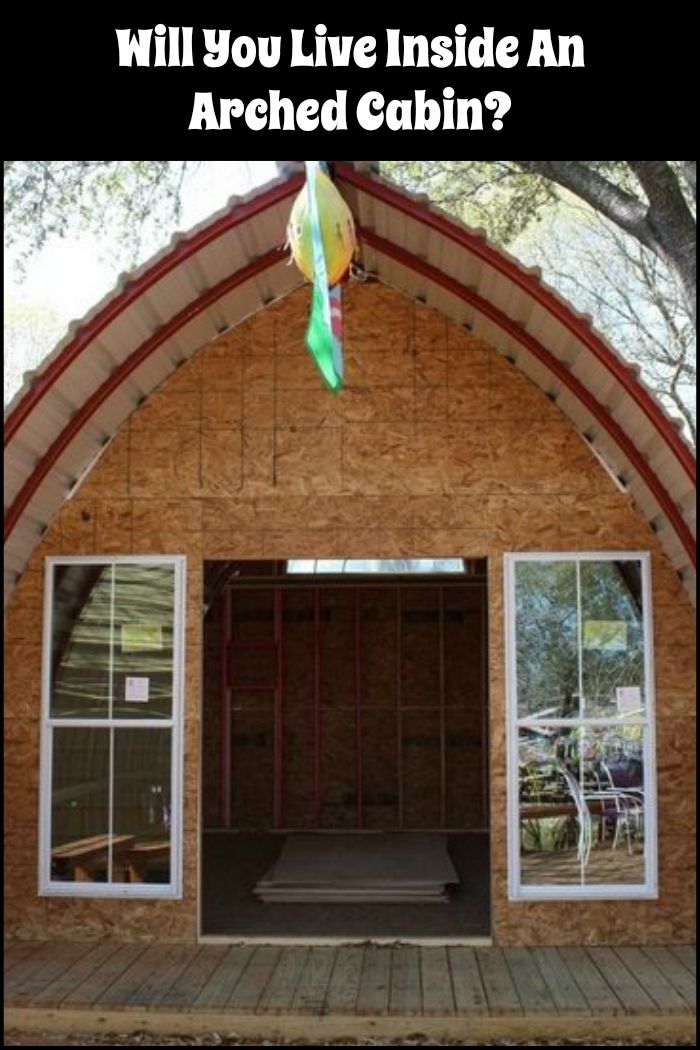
<box><xmin>4</xmin><ymin>941</ymin><xmax>696</xmax><ymax>1042</ymax></box>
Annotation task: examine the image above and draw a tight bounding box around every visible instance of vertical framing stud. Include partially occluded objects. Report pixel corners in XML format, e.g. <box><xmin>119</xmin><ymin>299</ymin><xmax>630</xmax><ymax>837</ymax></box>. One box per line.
<box><xmin>221</xmin><ymin>587</ymin><xmax>232</xmax><ymax>829</ymax></box>
<box><xmin>313</xmin><ymin>587</ymin><xmax>322</xmax><ymax>827</ymax></box>
<box><xmin>439</xmin><ymin>585</ymin><xmax>447</xmax><ymax>828</ymax></box>
<box><xmin>396</xmin><ymin>586</ymin><xmax>404</xmax><ymax>831</ymax></box>
<box><xmin>355</xmin><ymin>587</ymin><xmax>363</xmax><ymax>829</ymax></box>
<box><xmin>480</xmin><ymin>578</ymin><xmax>489</xmax><ymax>829</ymax></box>
<box><xmin>273</xmin><ymin>586</ymin><xmax>286</xmax><ymax>829</ymax></box>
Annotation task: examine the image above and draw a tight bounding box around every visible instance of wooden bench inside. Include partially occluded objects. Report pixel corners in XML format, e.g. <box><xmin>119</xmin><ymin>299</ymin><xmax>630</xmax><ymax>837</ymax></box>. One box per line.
<box><xmin>51</xmin><ymin>834</ymin><xmax>136</xmax><ymax>881</ymax></box>
<box><xmin>120</xmin><ymin>840</ymin><xmax>170</xmax><ymax>883</ymax></box>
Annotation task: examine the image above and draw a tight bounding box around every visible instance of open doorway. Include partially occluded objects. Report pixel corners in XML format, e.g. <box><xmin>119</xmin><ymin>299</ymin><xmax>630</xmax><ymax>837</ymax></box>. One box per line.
<box><xmin>200</xmin><ymin>559</ymin><xmax>490</xmax><ymax>939</ymax></box>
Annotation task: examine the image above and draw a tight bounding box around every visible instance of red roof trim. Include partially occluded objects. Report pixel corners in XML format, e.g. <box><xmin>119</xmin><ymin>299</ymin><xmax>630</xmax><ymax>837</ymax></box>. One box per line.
<box><xmin>359</xmin><ymin>227</ymin><xmax>695</xmax><ymax>568</ymax></box>
<box><xmin>3</xmin><ymin>174</ymin><xmax>304</xmax><ymax>448</ymax></box>
<box><xmin>336</xmin><ymin>163</ymin><xmax>696</xmax><ymax>486</ymax></box>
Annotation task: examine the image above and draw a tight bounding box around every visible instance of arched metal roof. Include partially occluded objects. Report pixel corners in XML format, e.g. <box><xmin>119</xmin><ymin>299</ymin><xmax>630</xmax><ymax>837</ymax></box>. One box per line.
<box><xmin>4</xmin><ymin>161</ymin><xmax>696</xmax><ymax>607</ymax></box>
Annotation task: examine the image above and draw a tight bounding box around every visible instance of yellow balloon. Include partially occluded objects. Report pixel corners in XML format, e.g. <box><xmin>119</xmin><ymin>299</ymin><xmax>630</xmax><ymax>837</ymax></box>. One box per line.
<box><xmin>287</xmin><ymin>168</ymin><xmax>356</xmax><ymax>286</ymax></box>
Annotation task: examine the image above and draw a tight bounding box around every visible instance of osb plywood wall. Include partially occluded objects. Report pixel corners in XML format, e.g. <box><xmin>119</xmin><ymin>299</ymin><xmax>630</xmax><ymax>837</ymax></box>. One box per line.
<box><xmin>4</xmin><ymin>282</ymin><xmax>696</xmax><ymax>945</ymax></box>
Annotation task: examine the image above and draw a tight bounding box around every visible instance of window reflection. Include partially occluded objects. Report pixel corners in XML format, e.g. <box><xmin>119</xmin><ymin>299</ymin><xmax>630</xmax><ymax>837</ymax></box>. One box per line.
<box><xmin>519</xmin><ymin>726</ymin><xmax>645</xmax><ymax>886</ymax></box>
<box><xmin>515</xmin><ymin>561</ymin><xmax>579</xmax><ymax>719</ymax></box>
<box><xmin>512</xmin><ymin>556</ymin><xmax>650</xmax><ymax>894</ymax></box>
<box><xmin>51</xmin><ymin>563</ymin><xmax>175</xmax><ymax>720</ymax></box>
<box><xmin>581</xmin><ymin>561</ymin><xmax>644</xmax><ymax>717</ymax></box>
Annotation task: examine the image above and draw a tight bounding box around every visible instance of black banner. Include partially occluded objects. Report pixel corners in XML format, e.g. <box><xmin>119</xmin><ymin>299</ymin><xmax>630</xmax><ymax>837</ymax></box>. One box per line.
<box><xmin>4</xmin><ymin>14</ymin><xmax>692</xmax><ymax>157</ymax></box>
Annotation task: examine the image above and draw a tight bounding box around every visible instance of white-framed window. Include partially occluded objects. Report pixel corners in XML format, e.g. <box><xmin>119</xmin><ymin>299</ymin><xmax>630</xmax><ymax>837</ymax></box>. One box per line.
<box><xmin>39</xmin><ymin>556</ymin><xmax>186</xmax><ymax>898</ymax></box>
<box><xmin>505</xmin><ymin>552</ymin><xmax>657</xmax><ymax>900</ymax></box>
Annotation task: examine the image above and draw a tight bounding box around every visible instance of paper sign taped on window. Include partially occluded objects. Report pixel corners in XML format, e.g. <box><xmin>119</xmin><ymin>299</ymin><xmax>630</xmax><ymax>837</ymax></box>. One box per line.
<box><xmin>616</xmin><ymin>685</ymin><xmax>642</xmax><ymax>714</ymax></box>
<box><xmin>121</xmin><ymin>623</ymin><xmax>162</xmax><ymax>652</ymax></box>
<box><xmin>583</xmin><ymin>620</ymin><xmax>628</xmax><ymax>650</ymax></box>
<box><xmin>125</xmin><ymin>676</ymin><xmax>150</xmax><ymax>703</ymax></box>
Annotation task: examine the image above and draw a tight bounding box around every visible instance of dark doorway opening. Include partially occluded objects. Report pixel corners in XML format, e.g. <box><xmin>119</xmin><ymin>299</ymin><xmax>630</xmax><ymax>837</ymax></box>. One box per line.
<box><xmin>201</xmin><ymin>559</ymin><xmax>490</xmax><ymax>939</ymax></box>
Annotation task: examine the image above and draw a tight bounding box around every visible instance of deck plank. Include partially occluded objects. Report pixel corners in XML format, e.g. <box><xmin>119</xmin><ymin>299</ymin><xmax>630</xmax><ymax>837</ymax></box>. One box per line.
<box><xmin>4</xmin><ymin>939</ymin><xmax>696</xmax><ymax>1031</ymax></box>
<box><xmin>586</xmin><ymin>947</ymin><xmax>657</xmax><ymax>1015</ymax></box>
<box><xmin>474</xmin><ymin>947</ymin><xmax>522</xmax><ymax>1015</ymax></box>
<box><xmin>193</xmin><ymin>945</ymin><xmax>255</xmax><ymax>1010</ymax></box>
<box><xmin>124</xmin><ymin>944</ymin><xmax>195</xmax><ymax>1006</ymax></box>
<box><xmin>257</xmin><ymin>947</ymin><xmax>309</xmax><ymax>1015</ymax></box>
<box><xmin>4</xmin><ymin>942</ymin><xmax>71</xmax><ymax>992</ymax></box>
<box><xmin>324</xmin><ymin>945</ymin><xmax>364</xmax><ymax>1014</ymax></box>
<box><xmin>29</xmin><ymin>942</ymin><xmax>123</xmax><ymax>1007</ymax></box>
<box><xmin>614</xmin><ymin>947</ymin><xmax>690</xmax><ymax>1015</ymax></box>
<box><xmin>4</xmin><ymin>942</ymin><xmax>45</xmax><ymax>973</ymax></box>
<box><xmin>97</xmin><ymin>943</ymin><xmax>176</xmax><ymax>1007</ymax></box>
<box><xmin>291</xmin><ymin>947</ymin><xmax>336</xmax><ymax>1015</ymax></box>
<box><xmin>670</xmin><ymin>945</ymin><xmax>696</xmax><ymax>975</ymax></box>
<box><xmin>61</xmin><ymin>945</ymin><xmax>148</xmax><ymax>1006</ymax></box>
<box><xmin>7</xmin><ymin>942</ymin><xmax>95</xmax><ymax>1005</ymax></box>
<box><xmin>156</xmin><ymin>946</ymin><xmax>229</xmax><ymax>1009</ymax></box>
<box><xmin>640</xmin><ymin>947</ymin><xmax>697</xmax><ymax>1011</ymax></box>
<box><xmin>226</xmin><ymin>946</ymin><xmax>281</xmax><ymax>1012</ymax></box>
<box><xmin>420</xmin><ymin>946</ymin><xmax>455</xmax><ymax>1016</ymax></box>
<box><xmin>557</xmin><ymin>947</ymin><xmax>625</xmax><ymax>1016</ymax></box>
<box><xmin>356</xmin><ymin>945</ymin><xmax>392</xmax><ymax>1016</ymax></box>
<box><xmin>529</xmin><ymin>947</ymin><xmax>590</xmax><ymax>1015</ymax></box>
<box><xmin>448</xmin><ymin>946</ymin><xmax>488</xmax><ymax>1015</ymax></box>
<box><xmin>389</xmin><ymin>945</ymin><xmax>422</xmax><ymax>1016</ymax></box>
<box><xmin>504</xmin><ymin>947</ymin><xmax>557</xmax><ymax>1015</ymax></box>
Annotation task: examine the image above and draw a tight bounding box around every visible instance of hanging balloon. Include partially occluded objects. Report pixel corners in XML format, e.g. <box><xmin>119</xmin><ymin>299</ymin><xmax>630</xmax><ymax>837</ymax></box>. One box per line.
<box><xmin>287</xmin><ymin>167</ymin><xmax>356</xmax><ymax>287</ymax></box>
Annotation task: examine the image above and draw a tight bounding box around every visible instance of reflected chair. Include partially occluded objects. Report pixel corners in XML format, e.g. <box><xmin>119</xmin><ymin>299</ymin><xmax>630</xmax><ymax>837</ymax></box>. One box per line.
<box><xmin>556</xmin><ymin>762</ymin><xmax>641</xmax><ymax>867</ymax></box>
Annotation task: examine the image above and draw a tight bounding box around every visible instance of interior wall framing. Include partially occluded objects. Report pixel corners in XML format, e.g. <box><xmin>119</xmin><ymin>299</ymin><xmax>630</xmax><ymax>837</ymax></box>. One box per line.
<box><xmin>203</xmin><ymin>572</ymin><xmax>488</xmax><ymax>835</ymax></box>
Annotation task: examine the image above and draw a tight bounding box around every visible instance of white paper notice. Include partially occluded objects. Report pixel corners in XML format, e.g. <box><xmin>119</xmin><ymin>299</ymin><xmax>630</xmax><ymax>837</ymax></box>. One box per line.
<box><xmin>616</xmin><ymin>685</ymin><xmax>642</xmax><ymax>714</ymax></box>
<box><xmin>125</xmin><ymin>676</ymin><xmax>150</xmax><ymax>703</ymax></box>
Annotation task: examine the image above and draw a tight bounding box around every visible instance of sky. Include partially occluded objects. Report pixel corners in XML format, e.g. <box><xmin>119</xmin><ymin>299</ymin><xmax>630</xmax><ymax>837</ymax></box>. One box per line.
<box><xmin>4</xmin><ymin>161</ymin><xmax>278</xmax><ymax>405</ymax></box>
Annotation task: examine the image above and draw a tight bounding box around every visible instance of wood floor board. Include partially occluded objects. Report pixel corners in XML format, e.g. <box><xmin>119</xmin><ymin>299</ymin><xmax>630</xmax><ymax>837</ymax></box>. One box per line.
<box><xmin>389</xmin><ymin>945</ymin><xmax>422</xmax><ymax>1016</ymax></box>
<box><xmin>226</xmin><ymin>946</ymin><xmax>282</xmax><ymax>1012</ymax></box>
<box><xmin>474</xmin><ymin>947</ymin><xmax>522</xmax><ymax>1015</ymax></box>
<box><xmin>192</xmin><ymin>945</ymin><xmax>255</xmax><ymax>1010</ymax></box>
<box><xmin>586</xmin><ymin>946</ymin><xmax>658</xmax><ymax>1016</ymax></box>
<box><xmin>448</xmin><ymin>946</ymin><xmax>489</xmax><ymax>1015</ymax></box>
<box><xmin>420</xmin><ymin>946</ymin><xmax>455</xmax><ymax>1016</ymax></box>
<box><xmin>324</xmin><ymin>945</ymin><xmax>364</xmax><ymax>1014</ymax></box>
<box><xmin>356</xmin><ymin>946</ymin><xmax>392</xmax><ymax>1016</ymax></box>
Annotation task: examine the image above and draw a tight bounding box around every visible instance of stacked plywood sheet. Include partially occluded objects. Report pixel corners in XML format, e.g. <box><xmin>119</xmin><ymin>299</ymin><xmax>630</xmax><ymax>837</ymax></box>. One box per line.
<box><xmin>254</xmin><ymin>832</ymin><xmax>459</xmax><ymax>903</ymax></box>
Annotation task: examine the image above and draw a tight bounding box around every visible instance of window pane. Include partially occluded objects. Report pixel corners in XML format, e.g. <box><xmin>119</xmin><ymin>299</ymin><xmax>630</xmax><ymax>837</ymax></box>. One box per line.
<box><xmin>514</xmin><ymin>561</ymin><xmax>579</xmax><ymax>718</ymax></box>
<box><xmin>518</xmin><ymin>726</ymin><xmax>646</xmax><ymax>888</ymax></box>
<box><xmin>112</xmin><ymin>564</ymin><xmax>175</xmax><ymax>719</ymax></box>
<box><xmin>50</xmin><ymin>565</ymin><xmax>114</xmax><ymax>718</ymax></box>
<box><xmin>51</xmin><ymin>727</ymin><xmax>109</xmax><ymax>882</ymax></box>
<box><xmin>581</xmin><ymin>560</ymin><xmax>645</xmax><ymax>717</ymax></box>
<box><xmin>112</xmin><ymin>728</ymin><xmax>171</xmax><ymax>885</ymax></box>
<box><xmin>287</xmin><ymin>559</ymin><xmax>465</xmax><ymax>573</ymax></box>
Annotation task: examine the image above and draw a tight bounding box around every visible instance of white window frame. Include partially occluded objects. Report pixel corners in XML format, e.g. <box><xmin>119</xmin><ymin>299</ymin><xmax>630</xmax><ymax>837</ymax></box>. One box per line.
<box><xmin>505</xmin><ymin>551</ymin><xmax>658</xmax><ymax>901</ymax></box>
<box><xmin>39</xmin><ymin>555</ymin><xmax>186</xmax><ymax>898</ymax></box>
